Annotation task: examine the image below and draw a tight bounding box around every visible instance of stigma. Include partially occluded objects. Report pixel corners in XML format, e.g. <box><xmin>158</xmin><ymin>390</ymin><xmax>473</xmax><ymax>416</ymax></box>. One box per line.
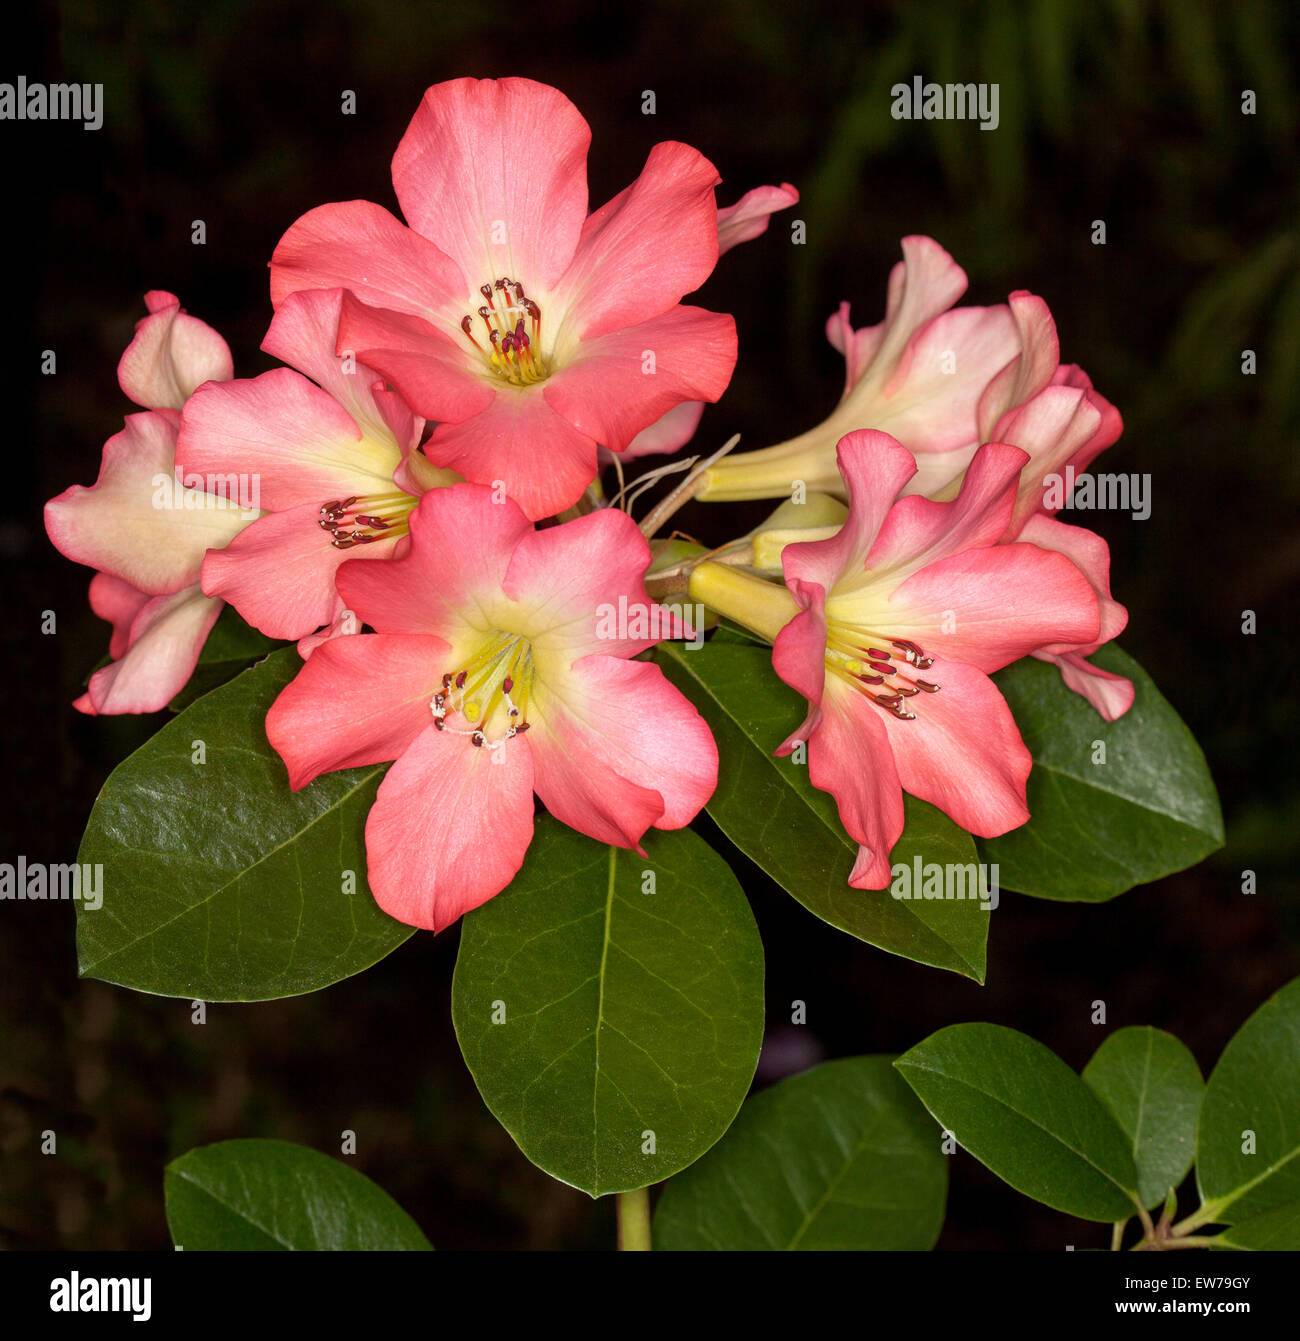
<box><xmin>317</xmin><ymin>491</ymin><xmax>416</xmax><ymax>549</ymax></box>
<box><xmin>459</xmin><ymin>277</ymin><xmax>547</xmax><ymax>386</ymax></box>
<box><xmin>825</xmin><ymin>631</ymin><xmax>940</xmax><ymax>721</ymax></box>
<box><xmin>431</xmin><ymin>631</ymin><xmax>535</xmax><ymax>748</ymax></box>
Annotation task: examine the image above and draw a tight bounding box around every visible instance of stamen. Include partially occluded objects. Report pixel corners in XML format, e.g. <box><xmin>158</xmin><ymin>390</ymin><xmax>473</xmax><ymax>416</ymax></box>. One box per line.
<box><xmin>431</xmin><ymin>631</ymin><xmax>535</xmax><ymax>748</ymax></box>
<box><xmin>825</xmin><ymin>625</ymin><xmax>941</xmax><ymax>721</ymax></box>
<box><xmin>461</xmin><ymin>277</ymin><xmax>548</xmax><ymax>386</ymax></box>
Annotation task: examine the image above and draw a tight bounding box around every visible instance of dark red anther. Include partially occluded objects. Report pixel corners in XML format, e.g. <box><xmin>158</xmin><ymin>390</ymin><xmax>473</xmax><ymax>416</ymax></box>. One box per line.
<box><xmin>455</xmin><ymin>672</ymin><xmax>467</xmax><ymax>689</ymax></box>
<box><xmin>514</xmin><ymin>722</ymin><xmax>530</xmax><ymax>735</ymax></box>
<box><xmin>500</xmin><ymin>333</ymin><xmax>516</xmax><ymax>355</ymax></box>
<box><xmin>480</xmin><ymin>283</ymin><xmax>494</xmax><ymax>302</ymax></box>
<box><xmin>354</xmin><ymin>515</ymin><xmax>389</xmax><ymax>529</ymax></box>
<box><xmin>502</xmin><ymin>677</ymin><xmax>514</xmax><ymax>693</ymax></box>
<box><xmin>320</xmin><ymin>500</ymin><xmax>340</xmax><ymax>515</ymax></box>
<box><xmin>332</xmin><ymin>537</ymin><xmax>356</xmax><ymax>549</ymax></box>
<box><xmin>352</xmin><ymin>532</ymin><xmax>375</xmax><ymax>544</ymax></box>
<box><xmin>856</xmin><ymin>673</ymin><xmax>885</xmax><ymax>685</ymax></box>
<box><xmin>433</xmin><ymin>718</ymin><xmax>445</xmax><ymax>731</ymax></box>
<box><xmin>893</xmin><ymin>684</ymin><xmax>918</xmax><ymax>697</ymax></box>
<box><xmin>317</xmin><ymin>518</ymin><xmax>337</xmax><ymax>531</ymax></box>
<box><xmin>915</xmin><ymin>680</ymin><xmax>940</xmax><ymax>693</ymax></box>
<box><xmin>461</xmin><ymin>315</ymin><xmax>474</xmax><ymax>334</ymax></box>
<box><xmin>525</xmin><ymin>300</ymin><xmax>540</xmax><ymax>321</ymax></box>
<box><xmin>479</xmin><ymin>306</ymin><xmax>492</xmax><ymax>322</ymax></box>
<box><xmin>471</xmin><ymin>731</ymin><xmax>485</xmax><ymax>747</ymax></box>
<box><xmin>867</xmin><ymin>660</ymin><xmax>894</xmax><ymax>675</ymax></box>
<box><xmin>867</xmin><ymin>647</ymin><xmax>891</xmax><ymax>660</ymax></box>
<box><xmin>442</xmin><ymin>673</ymin><xmax>453</xmax><ymax>688</ymax></box>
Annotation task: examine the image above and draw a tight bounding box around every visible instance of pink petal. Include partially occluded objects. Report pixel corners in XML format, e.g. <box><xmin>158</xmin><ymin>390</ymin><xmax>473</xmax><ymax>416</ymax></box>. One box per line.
<box><xmin>530</xmin><ymin>656</ymin><xmax>716</xmax><ymax>843</ymax></box>
<box><xmin>884</xmin><ymin>658</ymin><xmax>1031</xmax><ymax>839</ymax></box>
<box><xmin>262</xmin><ymin>289</ymin><xmax>422</xmax><ymax>450</ymax></box>
<box><xmin>553</xmin><ymin>141</ymin><xmax>721</xmax><ymax>340</ymax></box>
<box><xmin>717</xmin><ymin>182</ymin><xmax>799</xmax><ymax>256</ymax></box>
<box><xmin>364</xmin><ymin>724</ymin><xmax>536</xmax><ymax>930</ymax></box>
<box><xmin>772</xmin><ymin>587</ymin><xmax>830</xmax><ymax>709</ymax></box>
<box><xmin>297</xmin><ymin>595</ymin><xmax>362</xmax><ymax>659</ymax></box>
<box><xmin>1034</xmin><ymin>649</ymin><xmax>1135</xmax><ymax>721</ymax></box>
<box><xmin>269</xmin><ymin>199</ymin><xmax>468</xmax><ymax>319</ymax></box>
<box><xmin>200</xmin><ymin>502</ymin><xmax>400</xmax><ymax>641</ymax></box>
<box><xmin>265</xmin><ymin>632</ymin><xmax>449</xmax><ymax>790</ymax></box>
<box><xmin>826</xmin><ymin>301</ymin><xmax>889</xmax><ymax>394</ymax></box>
<box><xmin>885</xmin><ymin>541</ymin><xmax>1101</xmax><ymax>673</ymax></box>
<box><xmin>503</xmin><ymin>508</ymin><xmax>669</xmax><ymax>658</ymax></box>
<box><xmin>859</xmin><ymin>440</ymin><xmax>1027</xmax><ymax>581</ymax></box>
<box><xmin>807</xmin><ymin>678</ymin><xmax>906</xmax><ymax>890</ymax></box>
<box><xmin>334</xmin><ymin>293</ymin><xmax>494</xmax><ymax>424</ymax></box>
<box><xmin>336</xmin><ymin>485</ymin><xmax>531</xmax><ymax>635</ymax></box>
<box><xmin>391</xmin><ymin>77</ymin><xmax>591</xmax><ymax>294</ymax></box>
<box><xmin>81</xmin><ymin>586</ymin><xmax>223</xmax><ymax>715</ymax></box>
<box><xmin>176</xmin><ymin>368</ymin><xmax>395</xmax><ymax>511</ymax></box>
<box><xmin>975</xmin><ymin>291</ymin><xmax>1061</xmax><ymax>442</ymax></box>
<box><xmin>45</xmin><ymin>411</ymin><xmax>249</xmax><ymax>595</ymax></box>
<box><xmin>1017</xmin><ymin>513</ymin><xmax>1127</xmax><ymax>650</ymax></box>
<box><xmin>87</xmin><ymin>572</ymin><xmax>150</xmax><ymax>659</ymax></box>
<box><xmin>871</xmin><ymin>236</ymin><xmax>970</xmax><ymax>373</ymax></box>
<box><xmin>604</xmin><ymin>400</ymin><xmax>705</xmax><ymax>464</ymax></box>
<box><xmin>117</xmin><ymin>291</ymin><xmax>233</xmax><ymax>411</ymax></box>
<box><xmin>545</xmin><ymin>305</ymin><xmax>736</xmax><ymax>454</ymax></box>
<box><xmin>780</xmin><ymin>431</ymin><xmax>919</xmax><ymax>595</ymax></box>
<box><xmin>422</xmin><ymin>386</ymin><xmax>599</xmax><ymax>521</ymax></box>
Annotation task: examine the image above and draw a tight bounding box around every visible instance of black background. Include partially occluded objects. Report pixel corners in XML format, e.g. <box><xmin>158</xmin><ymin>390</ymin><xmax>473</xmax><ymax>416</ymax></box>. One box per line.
<box><xmin>3</xmin><ymin>0</ymin><xmax>1298</xmax><ymax>1251</ymax></box>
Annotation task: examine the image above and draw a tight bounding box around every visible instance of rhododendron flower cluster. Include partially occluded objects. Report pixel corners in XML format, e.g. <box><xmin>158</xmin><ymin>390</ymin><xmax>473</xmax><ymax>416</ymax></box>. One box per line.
<box><xmin>45</xmin><ymin>75</ymin><xmax>1138</xmax><ymax>933</ymax></box>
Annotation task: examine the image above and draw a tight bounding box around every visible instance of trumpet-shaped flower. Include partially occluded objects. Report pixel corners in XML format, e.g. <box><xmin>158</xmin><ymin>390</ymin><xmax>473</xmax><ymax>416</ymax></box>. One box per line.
<box><xmin>266</xmin><ymin>485</ymin><xmax>718</xmax><ymax>930</ymax></box>
<box><xmin>690</xmin><ymin>431</ymin><xmax>1101</xmax><ymax>888</ymax></box>
<box><xmin>44</xmin><ymin>293</ymin><xmax>251</xmax><ymax>714</ymax></box>
<box><xmin>176</xmin><ymin>288</ymin><xmax>458</xmax><ymax>646</ymax></box>
<box><xmin>269</xmin><ymin>78</ymin><xmax>795</xmax><ymax>520</ymax></box>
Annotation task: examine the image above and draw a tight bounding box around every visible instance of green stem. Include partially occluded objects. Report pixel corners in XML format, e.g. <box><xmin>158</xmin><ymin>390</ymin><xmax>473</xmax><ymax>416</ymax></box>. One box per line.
<box><xmin>617</xmin><ymin>1187</ymin><xmax>652</xmax><ymax>1251</ymax></box>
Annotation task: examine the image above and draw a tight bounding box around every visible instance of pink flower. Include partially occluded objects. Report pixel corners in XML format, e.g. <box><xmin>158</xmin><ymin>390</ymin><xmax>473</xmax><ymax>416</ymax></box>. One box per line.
<box><xmin>268</xmin><ymin>78</ymin><xmax>792</xmax><ymax>520</ymax></box>
<box><xmin>266</xmin><ymin>485</ymin><xmax>719</xmax><ymax>930</ymax></box>
<box><xmin>176</xmin><ymin>288</ymin><xmax>458</xmax><ymax>648</ymax></box>
<box><xmin>45</xmin><ymin>294</ymin><xmax>251</xmax><ymax>714</ymax></box>
<box><xmin>690</xmin><ymin>431</ymin><xmax>1102</xmax><ymax>888</ymax></box>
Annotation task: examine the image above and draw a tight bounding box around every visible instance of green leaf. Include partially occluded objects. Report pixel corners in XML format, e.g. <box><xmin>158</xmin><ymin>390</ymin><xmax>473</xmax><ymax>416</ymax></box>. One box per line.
<box><xmin>652</xmin><ymin>1056</ymin><xmax>947</xmax><ymax>1250</ymax></box>
<box><xmin>1082</xmin><ymin>1026</ymin><xmax>1204</xmax><ymax>1209</ymax></box>
<box><xmin>896</xmin><ymin>1023</ymin><xmax>1140</xmax><ymax>1222</ymax></box>
<box><xmin>165</xmin><ymin>1140</ymin><xmax>431</xmax><ymax>1250</ymax></box>
<box><xmin>77</xmin><ymin>649</ymin><xmax>411</xmax><ymax>1001</ymax></box>
<box><xmin>1212</xmin><ymin>1200</ymin><xmax>1300</xmax><ymax>1250</ymax></box>
<box><xmin>655</xmin><ymin>640</ymin><xmax>987</xmax><ymax>981</ymax></box>
<box><xmin>169</xmin><ymin>606</ymin><xmax>286</xmax><ymax>712</ymax></box>
<box><xmin>1197</xmin><ymin>975</ymin><xmax>1300</xmax><ymax>1223</ymax></box>
<box><xmin>452</xmin><ymin>818</ymin><xmax>764</xmax><ymax>1197</ymax></box>
<box><xmin>978</xmin><ymin>645</ymin><xmax>1223</xmax><ymax>901</ymax></box>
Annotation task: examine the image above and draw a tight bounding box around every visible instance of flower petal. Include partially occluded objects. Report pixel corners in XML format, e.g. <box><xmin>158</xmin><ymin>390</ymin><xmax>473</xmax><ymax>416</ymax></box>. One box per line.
<box><xmin>265</xmin><ymin>632</ymin><xmax>448</xmax><ymax>790</ymax></box>
<box><xmin>117</xmin><ymin>291</ymin><xmax>233</xmax><ymax>411</ymax></box>
<box><xmin>87</xmin><ymin>572</ymin><xmax>150</xmax><ymax>659</ymax></box>
<box><xmin>544</xmin><ymin>306</ymin><xmax>737</xmax><ymax>454</ymax></box>
<box><xmin>529</xmin><ymin>656</ymin><xmax>716</xmax><ymax>844</ymax></box>
<box><xmin>46</xmin><ymin>412</ymin><xmax>249</xmax><ymax>595</ymax></box>
<box><xmin>551</xmin><ymin>141</ymin><xmax>721</xmax><ymax>340</ymax></box>
<box><xmin>807</xmin><ymin>678</ymin><xmax>906</xmax><ymax>890</ymax></box>
<box><xmin>1034</xmin><ymin>649</ymin><xmax>1135</xmax><ymax>721</ymax></box>
<box><xmin>176</xmin><ymin>368</ymin><xmax>398</xmax><ymax>511</ymax></box>
<box><xmin>269</xmin><ymin>199</ymin><xmax>469</xmax><ymax>319</ymax></box>
<box><xmin>80</xmin><ymin>586</ymin><xmax>223</xmax><ymax>715</ymax></box>
<box><xmin>717</xmin><ymin>182</ymin><xmax>799</xmax><ymax>255</ymax></box>
<box><xmin>885</xmin><ymin>541</ymin><xmax>1101</xmax><ymax>673</ymax></box>
<box><xmin>883</xmin><ymin>658</ymin><xmax>1031</xmax><ymax>838</ymax></box>
<box><xmin>422</xmin><ymin>387</ymin><xmax>599</xmax><ymax>521</ymax></box>
<box><xmin>391</xmin><ymin>77</ymin><xmax>591</xmax><ymax>294</ymax></box>
<box><xmin>336</xmin><ymin>485</ymin><xmax>532</xmax><ymax>636</ymax></box>
<box><xmin>200</xmin><ymin>502</ymin><xmax>401</xmax><ymax>641</ymax></box>
<box><xmin>364</xmin><ymin>724</ymin><xmax>535</xmax><ymax>930</ymax></box>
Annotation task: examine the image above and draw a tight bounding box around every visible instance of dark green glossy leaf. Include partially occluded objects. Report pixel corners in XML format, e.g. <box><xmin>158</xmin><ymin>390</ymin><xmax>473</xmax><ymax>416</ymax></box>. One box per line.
<box><xmin>165</xmin><ymin>1140</ymin><xmax>431</xmax><ymax>1249</ymax></box>
<box><xmin>1197</xmin><ymin>975</ymin><xmax>1300</xmax><ymax>1223</ymax></box>
<box><xmin>653</xmin><ymin>1056</ymin><xmax>947</xmax><ymax>1250</ymax></box>
<box><xmin>1212</xmin><ymin>1200</ymin><xmax>1300</xmax><ymax>1250</ymax></box>
<box><xmin>77</xmin><ymin>649</ymin><xmax>411</xmax><ymax>1001</ymax></box>
<box><xmin>452</xmin><ymin>818</ymin><xmax>764</xmax><ymax>1197</ymax></box>
<box><xmin>979</xmin><ymin>645</ymin><xmax>1223</xmax><ymax>901</ymax></box>
<box><xmin>896</xmin><ymin>1023</ymin><xmax>1140</xmax><ymax>1222</ymax></box>
<box><xmin>1082</xmin><ymin>1027</ymin><xmax>1204</xmax><ymax>1209</ymax></box>
<box><xmin>656</xmin><ymin>639</ymin><xmax>987</xmax><ymax>981</ymax></box>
